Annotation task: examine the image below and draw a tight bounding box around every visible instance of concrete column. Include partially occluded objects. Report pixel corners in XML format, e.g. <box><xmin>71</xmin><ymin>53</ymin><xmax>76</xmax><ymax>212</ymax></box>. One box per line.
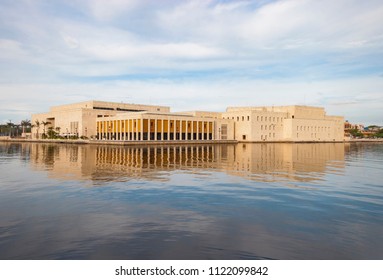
<box><xmin>102</xmin><ymin>121</ymin><xmax>105</xmax><ymax>140</ymax></box>
<box><xmin>202</xmin><ymin>121</ymin><xmax>205</xmax><ymax>140</ymax></box>
<box><xmin>123</xmin><ymin>120</ymin><xmax>126</xmax><ymax>141</ymax></box>
<box><xmin>154</xmin><ymin>119</ymin><xmax>158</xmax><ymax>141</ymax></box>
<box><xmin>134</xmin><ymin>119</ymin><xmax>137</xmax><ymax>141</ymax></box>
<box><xmin>191</xmin><ymin>121</ymin><xmax>194</xmax><ymax>140</ymax></box>
<box><xmin>104</xmin><ymin>121</ymin><xmax>108</xmax><ymax>140</ymax></box>
<box><xmin>197</xmin><ymin>121</ymin><xmax>199</xmax><ymax>140</ymax></box>
<box><xmin>127</xmin><ymin>120</ymin><xmax>130</xmax><ymax>141</ymax></box>
<box><xmin>140</xmin><ymin>117</ymin><xmax>143</xmax><ymax>141</ymax></box>
<box><xmin>107</xmin><ymin>121</ymin><xmax>109</xmax><ymax>140</ymax></box>
<box><xmin>173</xmin><ymin>119</ymin><xmax>176</xmax><ymax>140</ymax></box>
<box><xmin>185</xmin><ymin>120</ymin><xmax>188</xmax><ymax>140</ymax></box>
<box><xmin>207</xmin><ymin>121</ymin><xmax>209</xmax><ymax>140</ymax></box>
<box><xmin>167</xmin><ymin>119</ymin><xmax>170</xmax><ymax>141</ymax></box>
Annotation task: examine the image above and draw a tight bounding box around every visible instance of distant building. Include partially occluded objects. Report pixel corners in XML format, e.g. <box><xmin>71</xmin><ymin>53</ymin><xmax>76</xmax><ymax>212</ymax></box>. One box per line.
<box><xmin>32</xmin><ymin>101</ymin><xmax>344</xmax><ymax>142</ymax></box>
<box><xmin>344</xmin><ymin>121</ymin><xmax>365</xmax><ymax>139</ymax></box>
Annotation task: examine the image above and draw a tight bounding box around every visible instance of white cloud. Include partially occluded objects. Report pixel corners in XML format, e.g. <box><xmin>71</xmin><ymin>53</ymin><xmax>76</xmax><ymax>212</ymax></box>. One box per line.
<box><xmin>1</xmin><ymin>75</ymin><xmax>382</xmax><ymax>124</ymax></box>
<box><xmin>82</xmin><ymin>0</ymin><xmax>142</xmax><ymax>21</ymax></box>
<box><xmin>0</xmin><ymin>0</ymin><xmax>382</xmax><ymax>125</ymax></box>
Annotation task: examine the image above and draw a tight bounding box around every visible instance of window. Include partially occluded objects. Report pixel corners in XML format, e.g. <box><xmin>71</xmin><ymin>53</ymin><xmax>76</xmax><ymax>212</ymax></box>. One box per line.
<box><xmin>221</xmin><ymin>124</ymin><xmax>228</xmax><ymax>140</ymax></box>
<box><xmin>247</xmin><ymin>116</ymin><xmax>250</xmax><ymax>121</ymax></box>
<box><xmin>242</xmin><ymin>116</ymin><xmax>244</xmax><ymax>121</ymax></box>
<box><xmin>257</xmin><ymin>116</ymin><xmax>259</xmax><ymax>121</ymax></box>
<box><xmin>261</xmin><ymin>125</ymin><xmax>263</xmax><ymax>130</ymax></box>
<box><xmin>237</xmin><ymin>117</ymin><xmax>239</xmax><ymax>121</ymax></box>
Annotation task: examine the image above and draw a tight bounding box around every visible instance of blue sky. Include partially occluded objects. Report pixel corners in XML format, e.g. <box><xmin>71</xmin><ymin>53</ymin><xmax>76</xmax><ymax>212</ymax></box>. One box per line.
<box><xmin>0</xmin><ymin>0</ymin><xmax>382</xmax><ymax>125</ymax></box>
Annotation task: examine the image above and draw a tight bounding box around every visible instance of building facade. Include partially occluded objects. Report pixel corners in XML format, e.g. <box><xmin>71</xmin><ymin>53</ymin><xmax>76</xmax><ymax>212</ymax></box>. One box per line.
<box><xmin>222</xmin><ymin>105</ymin><xmax>344</xmax><ymax>142</ymax></box>
<box><xmin>95</xmin><ymin>111</ymin><xmax>234</xmax><ymax>141</ymax></box>
<box><xmin>32</xmin><ymin>101</ymin><xmax>170</xmax><ymax>139</ymax></box>
<box><xmin>32</xmin><ymin>101</ymin><xmax>344</xmax><ymax>142</ymax></box>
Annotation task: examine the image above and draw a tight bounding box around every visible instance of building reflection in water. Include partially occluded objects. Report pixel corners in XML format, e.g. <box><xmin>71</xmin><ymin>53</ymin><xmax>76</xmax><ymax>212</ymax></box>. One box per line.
<box><xmin>26</xmin><ymin>143</ymin><xmax>346</xmax><ymax>184</ymax></box>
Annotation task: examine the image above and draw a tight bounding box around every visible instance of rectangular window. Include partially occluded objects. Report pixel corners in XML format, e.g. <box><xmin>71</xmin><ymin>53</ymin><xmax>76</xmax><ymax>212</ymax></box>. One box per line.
<box><xmin>247</xmin><ymin>116</ymin><xmax>250</xmax><ymax>121</ymax></box>
<box><xmin>221</xmin><ymin>124</ymin><xmax>228</xmax><ymax>140</ymax></box>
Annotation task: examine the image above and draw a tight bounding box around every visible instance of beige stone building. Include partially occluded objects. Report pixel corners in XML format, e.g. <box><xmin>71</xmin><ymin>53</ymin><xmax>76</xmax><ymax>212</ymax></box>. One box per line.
<box><xmin>32</xmin><ymin>100</ymin><xmax>170</xmax><ymax>139</ymax></box>
<box><xmin>222</xmin><ymin>105</ymin><xmax>344</xmax><ymax>142</ymax></box>
<box><xmin>32</xmin><ymin>101</ymin><xmax>344</xmax><ymax>142</ymax></box>
<box><xmin>96</xmin><ymin>111</ymin><xmax>234</xmax><ymax>141</ymax></box>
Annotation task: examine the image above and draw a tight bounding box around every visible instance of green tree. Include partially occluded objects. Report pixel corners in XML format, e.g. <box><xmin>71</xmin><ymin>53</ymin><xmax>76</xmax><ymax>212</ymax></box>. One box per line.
<box><xmin>349</xmin><ymin>128</ymin><xmax>363</xmax><ymax>138</ymax></box>
<box><xmin>374</xmin><ymin>129</ymin><xmax>383</xmax><ymax>138</ymax></box>
<box><xmin>47</xmin><ymin>127</ymin><xmax>58</xmax><ymax>139</ymax></box>
<box><xmin>41</xmin><ymin>121</ymin><xmax>50</xmax><ymax>138</ymax></box>
<box><xmin>21</xmin><ymin>119</ymin><xmax>31</xmax><ymax>134</ymax></box>
<box><xmin>6</xmin><ymin>120</ymin><xmax>14</xmax><ymax>137</ymax></box>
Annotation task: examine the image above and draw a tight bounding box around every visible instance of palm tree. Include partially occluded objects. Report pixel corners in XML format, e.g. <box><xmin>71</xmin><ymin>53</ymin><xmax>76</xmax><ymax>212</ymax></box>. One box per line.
<box><xmin>6</xmin><ymin>120</ymin><xmax>14</xmax><ymax>137</ymax></box>
<box><xmin>35</xmin><ymin>120</ymin><xmax>40</xmax><ymax>139</ymax></box>
<box><xmin>41</xmin><ymin>121</ymin><xmax>50</xmax><ymax>133</ymax></box>
<box><xmin>21</xmin><ymin>119</ymin><xmax>31</xmax><ymax>134</ymax></box>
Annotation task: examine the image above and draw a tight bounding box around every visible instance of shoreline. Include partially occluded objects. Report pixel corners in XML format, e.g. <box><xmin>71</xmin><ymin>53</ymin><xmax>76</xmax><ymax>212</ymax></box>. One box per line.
<box><xmin>1</xmin><ymin>138</ymin><xmax>383</xmax><ymax>145</ymax></box>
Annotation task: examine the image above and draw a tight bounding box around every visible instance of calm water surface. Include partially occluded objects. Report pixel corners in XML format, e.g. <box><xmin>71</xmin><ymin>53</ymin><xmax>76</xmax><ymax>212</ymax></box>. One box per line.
<box><xmin>0</xmin><ymin>142</ymin><xmax>382</xmax><ymax>259</ymax></box>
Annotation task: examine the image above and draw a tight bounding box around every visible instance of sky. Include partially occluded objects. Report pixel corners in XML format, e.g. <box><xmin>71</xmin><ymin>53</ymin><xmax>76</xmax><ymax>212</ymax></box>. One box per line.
<box><xmin>0</xmin><ymin>0</ymin><xmax>382</xmax><ymax>125</ymax></box>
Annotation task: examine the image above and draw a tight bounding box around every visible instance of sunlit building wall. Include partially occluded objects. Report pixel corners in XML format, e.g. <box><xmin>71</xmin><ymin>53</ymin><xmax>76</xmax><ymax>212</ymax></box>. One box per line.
<box><xmin>31</xmin><ymin>100</ymin><xmax>170</xmax><ymax>139</ymax></box>
<box><xmin>223</xmin><ymin>105</ymin><xmax>344</xmax><ymax>142</ymax></box>
<box><xmin>32</xmin><ymin>101</ymin><xmax>344</xmax><ymax>142</ymax></box>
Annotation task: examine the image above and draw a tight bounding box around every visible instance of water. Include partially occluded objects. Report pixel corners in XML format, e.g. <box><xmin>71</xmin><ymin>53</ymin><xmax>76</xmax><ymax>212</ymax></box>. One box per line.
<box><xmin>0</xmin><ymin>142</ymin><xmax>382</xmax><ymax>260</ymax></box>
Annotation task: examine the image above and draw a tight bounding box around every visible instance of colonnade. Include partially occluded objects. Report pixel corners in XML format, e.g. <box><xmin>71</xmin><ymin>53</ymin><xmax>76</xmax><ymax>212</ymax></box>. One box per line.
<box><xmin>96</xmin><ymin>117</ymin><xmax>215</xmax><ymax>141</ymax></box>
